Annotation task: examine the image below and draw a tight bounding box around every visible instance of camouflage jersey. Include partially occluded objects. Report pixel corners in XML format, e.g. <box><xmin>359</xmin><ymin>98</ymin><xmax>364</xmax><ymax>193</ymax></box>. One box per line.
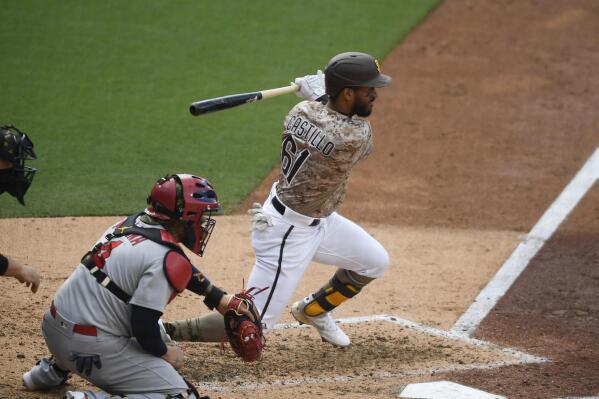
<box><xmin>276</xmin><ymin>100</ymin><xmax>373</xmax><ymax>218</ymax></box>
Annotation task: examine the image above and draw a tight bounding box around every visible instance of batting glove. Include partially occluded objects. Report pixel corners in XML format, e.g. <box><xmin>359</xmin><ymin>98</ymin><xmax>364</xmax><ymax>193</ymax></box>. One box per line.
<box><xmin>294</xmin><ymin>70</ymin><xmax>326</xmax><ymax>101</ymax></box>
<box><xmin>248</xmin><ymin>203</ymin><xmax>273</xmax><ymax>231</ymax></box>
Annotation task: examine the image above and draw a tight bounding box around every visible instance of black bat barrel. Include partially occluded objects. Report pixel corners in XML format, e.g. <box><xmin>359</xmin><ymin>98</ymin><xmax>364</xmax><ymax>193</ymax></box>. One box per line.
<box><xmin>189</xmin><ymin>92</ymin><xmax>264</xmax><ymax>116</ymax></box>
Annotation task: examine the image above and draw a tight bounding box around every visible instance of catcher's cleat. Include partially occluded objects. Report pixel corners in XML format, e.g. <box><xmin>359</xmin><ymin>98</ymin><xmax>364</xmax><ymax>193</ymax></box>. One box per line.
<box><xmin>22</xmin><ymin>356</ymin><xmax>69</xmax><ymax>391</ymax></box>
<box><xmin>291</xmin><ymin>296</ymin><xmax>350</xmax><ymax>347</ymax></box>
<box><xmin>65</xmin><ymin>391</ymin><xmax>95</xmax><ymax>399</ymax></box>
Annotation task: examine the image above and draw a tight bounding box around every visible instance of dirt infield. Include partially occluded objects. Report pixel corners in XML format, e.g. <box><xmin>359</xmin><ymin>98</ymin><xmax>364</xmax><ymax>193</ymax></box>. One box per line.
<box><xmin>0</xmin><ymin>216</ymin><xmax>523</xmax><ymax>398</ymax></box>
<box><xmin>2</xmin><ymin>0</ymin><xmax>598</xmax><ymax>398</ymax></box>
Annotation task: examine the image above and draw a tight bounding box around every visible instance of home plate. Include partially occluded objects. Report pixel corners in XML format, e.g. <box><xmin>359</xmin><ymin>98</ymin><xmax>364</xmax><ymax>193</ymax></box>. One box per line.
<box><xmin>399</xmin><ymin>381</ymin><xmax>506</xmax><ymax>398</ymax></box>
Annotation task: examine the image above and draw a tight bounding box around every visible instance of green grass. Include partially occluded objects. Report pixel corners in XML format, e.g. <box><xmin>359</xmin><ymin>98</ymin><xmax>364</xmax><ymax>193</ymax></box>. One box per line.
<box><xmin>0</xmin><ymin>0</ymin><xmax>438</xmax><ymax>217</ymax></box>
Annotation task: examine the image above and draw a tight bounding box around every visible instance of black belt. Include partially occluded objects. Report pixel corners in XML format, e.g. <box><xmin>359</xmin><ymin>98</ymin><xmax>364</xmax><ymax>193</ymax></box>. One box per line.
<box><xmin>271</xmin><ymin>196</ymin><xmax>320</xmax><ymax>227</ymax></box>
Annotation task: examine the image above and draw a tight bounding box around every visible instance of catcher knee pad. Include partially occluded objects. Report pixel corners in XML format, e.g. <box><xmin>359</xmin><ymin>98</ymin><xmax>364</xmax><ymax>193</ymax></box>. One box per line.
<box><xmin>303</xmin><ymin>269</ymin><xmax>370</xmax><ymax>317</ymax></box>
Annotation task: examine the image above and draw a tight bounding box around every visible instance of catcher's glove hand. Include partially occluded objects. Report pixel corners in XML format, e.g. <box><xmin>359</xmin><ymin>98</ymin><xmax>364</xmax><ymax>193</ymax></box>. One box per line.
<box><xmin>223</xmin><ymin>287</ymin><xmax>267</xmax><ymax>362</ymax></box>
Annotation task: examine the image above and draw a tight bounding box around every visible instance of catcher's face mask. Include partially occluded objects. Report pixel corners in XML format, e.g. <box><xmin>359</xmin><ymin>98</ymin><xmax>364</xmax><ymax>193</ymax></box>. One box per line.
<box><xmin>0</xmin><ymin>126</ymin><xmax>37</xmax><ymax>205</ymax></box>
<box><xmin>0</xmin><ymin>167</ymin><xmax>36</xmax><ymax>205</ymax></box>
<box><xmin>182</xmin><ymin>212</ymin><xmax>216</xmax><ymax>256</ymax></box>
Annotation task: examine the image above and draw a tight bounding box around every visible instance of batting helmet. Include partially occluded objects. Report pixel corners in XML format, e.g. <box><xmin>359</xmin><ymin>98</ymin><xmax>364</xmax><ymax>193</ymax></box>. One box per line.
<box><xmin>0</xmin><ymin>125</ymin><xmax>37</xmax><ymax>205</ymax></box>
<box><xmin>145</xmin><ymin>174</ymin><xmax>220</xmax><ymax>256</ymax></box>
<box><xmin>324</xmin><ymin>52</ymin><xmax>391</xmax><ymax>98</ymax></box>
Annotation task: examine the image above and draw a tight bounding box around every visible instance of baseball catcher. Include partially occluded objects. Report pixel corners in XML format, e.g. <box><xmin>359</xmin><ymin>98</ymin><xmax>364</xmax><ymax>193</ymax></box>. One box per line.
<box><xmin>22</xmin><ymin>173</ymin><xmax>263</xmax><ymax>399</ymax></box>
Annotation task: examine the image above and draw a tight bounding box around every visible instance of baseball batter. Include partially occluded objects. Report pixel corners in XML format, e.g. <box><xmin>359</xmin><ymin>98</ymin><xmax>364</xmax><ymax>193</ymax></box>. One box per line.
<box><xmin>0</xmin><ymin>124</ymin><xmax>41</xmax><ymax>292</ymax></box>
<box><xmin>22</xmin><ymin>174</ymin><xmax>256</xmax><ymax>399</ymax></box>
<box><xmin>165</xmin><ymin>52</ymin><xmax>391</xmax><ymax>348</ymax></box>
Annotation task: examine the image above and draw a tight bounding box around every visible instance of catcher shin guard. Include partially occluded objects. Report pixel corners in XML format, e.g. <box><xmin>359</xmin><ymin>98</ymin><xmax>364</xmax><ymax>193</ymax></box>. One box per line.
<box><xmin>303</xmin><ymin>269</ymin><xmax>374</xmax><ymax>317</ymax></box>
<box><xmin>163</xmin><ymin>312</ymin><xmax>227</xmax><ymax>342</ymax></box>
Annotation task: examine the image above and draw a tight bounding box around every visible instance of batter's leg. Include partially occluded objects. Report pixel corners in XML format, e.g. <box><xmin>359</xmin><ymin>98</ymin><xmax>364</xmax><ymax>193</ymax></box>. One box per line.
<box><xmin>296</xmin><ymin>268</ymin><xmax>375</xmax><ymax>317</ymax></box>
<box><xmin>291</xmin><ymin>212</ymin><xmax>390</xmax><ymax>346</ymax></box>
<box><xmin>314</xmin><ymin>212</ymin><xmax>390</xmax><ymax>278</ymax></box>
<box><xmin>247</xmin><ymin>214</ymin><xmax>323</xmax><ymax>331</ymax></box>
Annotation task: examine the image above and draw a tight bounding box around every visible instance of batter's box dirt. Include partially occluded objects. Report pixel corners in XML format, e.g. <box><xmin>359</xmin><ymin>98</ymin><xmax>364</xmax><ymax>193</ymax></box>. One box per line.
<box><xmin>180</xmin><ymin>321</ymin><xmax>535</xmax><ymax>396</ymax></box>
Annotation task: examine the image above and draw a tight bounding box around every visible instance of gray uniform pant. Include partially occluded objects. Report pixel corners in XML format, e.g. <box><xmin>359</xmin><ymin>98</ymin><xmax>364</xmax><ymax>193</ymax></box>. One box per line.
<box><xmin>41</xmin><ymin>308</ymin><xmax>192</xmax><ymax>398</ymax></box>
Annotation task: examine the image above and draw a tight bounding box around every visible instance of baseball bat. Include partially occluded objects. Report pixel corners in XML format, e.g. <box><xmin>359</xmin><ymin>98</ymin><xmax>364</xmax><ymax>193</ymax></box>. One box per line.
<box><xmin>189</xmin><ymin>83</ymin><xmax>299</xmax><ymax>116</ymax></box>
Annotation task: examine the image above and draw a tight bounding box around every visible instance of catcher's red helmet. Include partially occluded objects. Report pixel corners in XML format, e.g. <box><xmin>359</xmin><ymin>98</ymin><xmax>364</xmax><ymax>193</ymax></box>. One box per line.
<box><xmin>145</xmin><ymin>174</ymin><xmax>219</xmax><ymax>255</ymax></box>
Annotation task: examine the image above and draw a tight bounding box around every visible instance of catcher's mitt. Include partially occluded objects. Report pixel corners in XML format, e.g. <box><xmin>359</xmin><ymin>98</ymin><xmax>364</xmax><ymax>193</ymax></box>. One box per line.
<box><xmin>223</xmin><ymin>287</ymin><xmax>266</xmax><ymax>362</ymax></box>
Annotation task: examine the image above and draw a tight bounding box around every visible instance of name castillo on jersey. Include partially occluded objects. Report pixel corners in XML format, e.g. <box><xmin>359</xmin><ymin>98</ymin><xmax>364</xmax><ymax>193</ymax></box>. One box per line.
<box><xmin>284</xmin><ymin>114</ymin><xmax>335</xmax><ymax>156</ymax></box>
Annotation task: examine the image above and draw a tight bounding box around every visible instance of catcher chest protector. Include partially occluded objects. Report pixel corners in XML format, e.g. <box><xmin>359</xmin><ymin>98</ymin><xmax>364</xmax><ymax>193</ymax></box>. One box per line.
<box><xmin>81</xmin><ymin>212</ymin><xmax>192</xmax><ymax>303</ymax></box>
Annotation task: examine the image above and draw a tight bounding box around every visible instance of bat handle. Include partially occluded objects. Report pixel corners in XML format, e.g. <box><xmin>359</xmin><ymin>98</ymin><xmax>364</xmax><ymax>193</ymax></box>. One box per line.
<box><xmin>260</xmin><ymin>83</ymin><xmax>299</xmax><ymax>99</ymax></box>
<box><xmin>189</xmin><ymin>83</ymin><xmax>300</xmax><ymax>116</ymax></box>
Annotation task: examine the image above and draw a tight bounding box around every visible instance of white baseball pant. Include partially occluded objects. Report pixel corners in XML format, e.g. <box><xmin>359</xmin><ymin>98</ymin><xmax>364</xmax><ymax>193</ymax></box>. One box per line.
<box><xmin>247</xmin><ymin>184</ymin><xmax>390</xmax><ymax>331</ymax></box>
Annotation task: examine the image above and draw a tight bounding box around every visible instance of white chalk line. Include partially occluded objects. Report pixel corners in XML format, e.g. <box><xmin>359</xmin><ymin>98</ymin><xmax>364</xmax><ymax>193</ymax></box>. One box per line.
<box><xmin>190</xmin><ymin>314</ymin><xmax>546</xmax><ymax>393</ymax></box>
<box><xmin>451</xmin><ymin>146</ymin><xmax>599</xmax><ymax>337</ymax></box>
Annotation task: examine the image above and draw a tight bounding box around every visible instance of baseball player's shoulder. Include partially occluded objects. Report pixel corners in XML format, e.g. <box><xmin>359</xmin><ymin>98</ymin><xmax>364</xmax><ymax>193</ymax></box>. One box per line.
<box><xmin>322</xmin><ymin>108</ymin><xmax>371</xmax><ymax>138</ymax></box>
<box><xmin>351</xmin><ymin>116</ymin><xmax>372</xmax><ymax>133</ymax></box>
<box><xmin>285</xmin><ymin>101</ymin><xmax>324</xmax><ymax>128</ymax></box>
<box><xmin>288</xmin><ymin>101</ymin><xmax>370</xmax><ymax>136</ymax></box>
<box><xmin>289</xmin><ymin>100</ymin><xmax>319</xmax><ymax>116</ymax></box>
<box><xmin>113</xmin><ymin>216</ymin><xmax>174</xmax><ymax>255</ymax></box>
<box><xmin>291</xmin><ymin>101</ymin><xmax>335</xmax><ymax>123</ymax></box>
<box><xmin>318</xmin><ymin>103</ymin><xmax>368</xmax><ymax>128</ymax></box>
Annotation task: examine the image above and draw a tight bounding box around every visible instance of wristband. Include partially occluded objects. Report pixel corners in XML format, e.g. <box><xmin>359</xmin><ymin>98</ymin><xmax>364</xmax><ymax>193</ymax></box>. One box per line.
<box><xmin>203</xmin><ymin>285</ymin><xmax>225</xmax><ymax>310</ymax></box>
